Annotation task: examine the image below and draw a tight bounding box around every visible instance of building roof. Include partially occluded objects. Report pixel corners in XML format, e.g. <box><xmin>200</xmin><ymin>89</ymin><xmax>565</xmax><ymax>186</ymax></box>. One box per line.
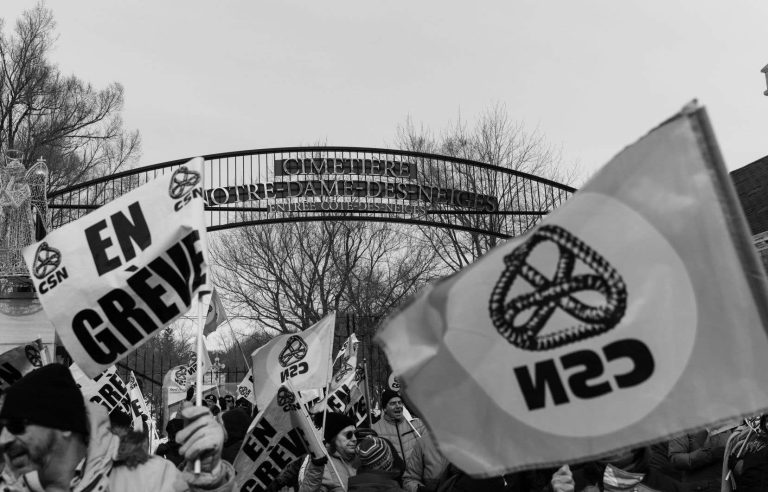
<box><xmin>731</xmin><ymin>154</ymin><xmax>768</xmax><ymax>235</ymax></box>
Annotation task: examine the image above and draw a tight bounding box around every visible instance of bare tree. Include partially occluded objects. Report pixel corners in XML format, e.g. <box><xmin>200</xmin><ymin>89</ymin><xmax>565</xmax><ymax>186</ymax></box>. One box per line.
<box><xmin>210</xmin><ymin>220</ymin><xmax>439</xmax><ymax>334</ymax></box>
<box><xmin>395</xmin><ymin>104</ymin><xmax>576</xmax><ymax>272</ymax></box>
<box><xmin>0</xmin><ymin>4</ymin><xmax>140</xmax><ymax>189</ymax></box>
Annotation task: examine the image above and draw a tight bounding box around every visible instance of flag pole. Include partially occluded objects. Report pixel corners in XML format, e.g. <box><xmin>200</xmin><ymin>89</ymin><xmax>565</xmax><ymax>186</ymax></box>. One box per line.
<box><xmin>362</xmin><ymin>358</ymin><xmax>373</xmax><ymax>427</ymax></box>
<box><xmin>193</xmin><ymin>293</ymin><xmax>206</xmax><ymax>474</ymax></box>
<box><xmin>225</xmin><ymin>317</ymin><xmax>251</xmax><ymax>370</ymax></box>
<box><xmin>287</xmin><ymin>379</ymin><xmax>346</xmax><ymax>491</ymax></box>
<box><xmin>320</xmin><ymin>313</ymin><xmax>336</xmax><ymax>440</ymax></box>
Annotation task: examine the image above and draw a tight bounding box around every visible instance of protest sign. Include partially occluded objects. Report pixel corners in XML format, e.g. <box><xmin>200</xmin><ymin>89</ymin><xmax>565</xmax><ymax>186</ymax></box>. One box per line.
<box><xmin>71</xmin><ymin>363</ymin><xmax>132</xmax><ymax>417</ymax></box>
<box><xmin>376</xmin><ymin>103</ymin><xmax>768</xmax><ymax>475</ymax></box>
<box><xmin>128</xmin><ymin>371</ymin><xmax>151</xmax><ymax>431</ymax></box>
<box><xmin>234</xmin><ymin>384</ymin><xmax>325</xmax><ymax>491</ymax></box>
<box><xmin>251</xmin><ymin>312</ymin><xmax>335</xmax><ymax>409</ymax></box>
<box><xmin>0</xmin><ymin>339</ymin><xmax>45</xmax><ymax>395</ymax></box>
<box><xmin>23</xmin><ymin>157</ymin><xmax>209</xmax><ymax>377</ymax></box>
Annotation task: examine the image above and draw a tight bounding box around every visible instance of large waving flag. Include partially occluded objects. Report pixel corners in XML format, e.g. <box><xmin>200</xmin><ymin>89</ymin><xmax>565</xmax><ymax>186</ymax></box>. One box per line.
<box><xmin>376</xmin><ymin>103</ymin><xmax>768</xmax><ymax>475</ymax></box>
<box><xmin>251</xmin><ymin>312</ymin><xmax>336</xmax><ymax>410</ymax></box>
<box><xmin>23</xmin><ymin>158</ymin><xmax>209</xmax><ymax>377</ymax></box>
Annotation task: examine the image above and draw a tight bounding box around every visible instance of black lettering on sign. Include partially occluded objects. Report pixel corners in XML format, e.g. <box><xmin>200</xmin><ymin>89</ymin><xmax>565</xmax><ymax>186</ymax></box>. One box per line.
<box><xmin>147</xmin><ymin>243</ymin><xmax>193</xmax><ymax>306</ymax></box>
<box><xmin>279</xmin><ymin>428</ymin><xmax>308</xmax><ymax>458</ymax></box>
<box><xmin>127</xmin><ymin>266</ymin><xmax>179</xmax><ymax>324</ymax></box>
<box><xmin>97</xmin><ymin>289</ymin><xmax>152</xmax><ymax>343</ymax></box>
<box><xmin>604</xmin><ymin>338</ymin><xmax>655</xmax><ymax>389</ymax></box>
<box><xmin>560</xmin><ymin>350</ymin><xmax>612</xmax><ymax>400</ymax></box>
<box><xmin>181</xmin><ymin>231</ymin><xmax>206</xmax><ymax>292</ymax></box>
<box><xmin>85</xmin><ymin>202</ymin><xmax>152</xmax><ymax>276</ymax></box>
<box><xmin>514</xmin><ymin>339</ymin><xmax>655</xmax><ymax>411</ymax></box>
<box><xmin>72</xmin><ymin>309</ymin><xmax>126</xmax><ymax>365</ymax></box>
<box><xmin>71</xmin><ymin>232</ymin><xmax>203</xmax><ymax>363</ymax></box>
<box><xmin>242</xmin><ymin>418</ymin><xmax>277</xmax><ymax>461</ymax></box>
<box><xmin>111</xmin><ymin>202</ymin><xmax>152</xmax><ymax>264</ymax></box>
<box><xmin>253</xmin><ymin>461</ymin><xmax>279</xmax><ymax>490</ymax></box>
<box><xmin>85</xmin><ymin>220</ymin><xmax>121</xmax><ymax>276</ymax></box>
<box><xmin>98</xmin><ymin>382</ymin><xmax>121</xmax><ymax>408</ymax></box>
<box><xmin>514</xmin><ymin>359</ymin><xmax>569</xmax><ymax>411</ymax></box>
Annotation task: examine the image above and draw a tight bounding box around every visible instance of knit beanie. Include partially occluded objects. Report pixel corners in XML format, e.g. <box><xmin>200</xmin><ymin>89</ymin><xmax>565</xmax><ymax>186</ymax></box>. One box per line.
<box><xmin>316</xmin><ymin>411</ymin><xmax>356</xmax><ymax>442</ymax></box>
<box><xmin>357</xmin><ymin>436</ymin><xmax>394</xmax><ymax>471</ymax></box>
<box><xmin>0</xmin><ymin>363</ymin><xmax>88</xmax><ymax>435</ymax></box>
<box><xmin>381</xmin><ymin>389</ymin><xmax>400</xmax><ymax>407</ymax></box>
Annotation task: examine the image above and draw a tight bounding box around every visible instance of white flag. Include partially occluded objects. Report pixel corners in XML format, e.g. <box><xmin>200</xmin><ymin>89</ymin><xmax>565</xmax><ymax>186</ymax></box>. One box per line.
<box><xmin>251</xmin><ymin>312</ymin><xmax>336</xmax><ymax>410</ymax></box>
<box><xmin>236</xmin><ymin>369</ymin><xmax>256</xmax><ymax>405</ymax></box>
<box><xmin>376</xmin><ymin>103</ymin><xmax>768</xmax><ymax>475</ymax></box>
<box><xmin>23</xmin><ymin>157</ymin><xmax>209</xmax><ymax>377</ymax></box>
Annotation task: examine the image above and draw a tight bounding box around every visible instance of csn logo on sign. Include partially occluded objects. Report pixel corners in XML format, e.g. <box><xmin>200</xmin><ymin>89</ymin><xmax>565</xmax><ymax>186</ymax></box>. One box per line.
<box><xmin>32</xmin><ymin>242</ymin><xmax>68</xmax><ymax>295</ymax></box>
<box><xmin>489</xmin><ymin>224</ymin><xmax>654</xmax><ymax>412</ymax></box>
<box><xmin>278</xmin><ymin>335</ymin><xmax>309</xmax><ymax>383</ymax></box>
<box><xmin>169</xmin><ymin>166</ymin><xmax>203</xmax><ymax>212</ymax></box>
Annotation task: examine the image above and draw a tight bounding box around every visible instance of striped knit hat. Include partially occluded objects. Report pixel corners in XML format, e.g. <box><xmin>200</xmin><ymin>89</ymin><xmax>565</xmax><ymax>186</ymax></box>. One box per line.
<box><xmin>356</xmin><ymin>436</ymin><xmax>394</xmax><ymax>471</ymax></box>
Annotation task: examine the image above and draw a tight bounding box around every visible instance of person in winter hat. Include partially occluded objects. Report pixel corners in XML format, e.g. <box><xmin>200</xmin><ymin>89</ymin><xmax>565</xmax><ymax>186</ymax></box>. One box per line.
<box><xmin>299</xmin><ymin>412</ymin><xmax>358</xmax><ymax>492</ymax></box>
<box><xmin>372</xmin><ymin>390</ymin><xmax>427</xmax><ymax>462</ymax></box>
<box><xmin>0</xmin><ymin>363</ymin><xmax>234</xmax><ymax>491</ymax></box>
<box><xmin>348</xmin><ymin>436</ymin><xmax>407</xmax><ymax>491</ymax></box>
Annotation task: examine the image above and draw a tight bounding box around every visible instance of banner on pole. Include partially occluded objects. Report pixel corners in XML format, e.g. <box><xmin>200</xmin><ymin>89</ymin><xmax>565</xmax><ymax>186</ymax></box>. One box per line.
<box><xmin>251</xmin><ymin>312</ymin><xmax>336</xmax><ymax>410</ymax></box>
<box><xmin>376</xmin><ymin>103</ymin><xmax>768</xmax><ymax>475</ymax></box>
<box><xmin>233</xmin><ymin>384</ymin><xmax>324</xmax><ymax>491</ymax></box>
<box><xmin>128</xmin><ymin>371</ymin><xmax>152</xmax><ymax>431</ymax></box>
<box><xmin>0</xmin><ymin>339</ymin><xmax>45</xmax><ymax>395</ymax></box>
<box><xmin>23</xmin><ymin>157</ymin><xmax>209</xmax><ymax>377</ymax></box>
<box><xmin>237</xmin><ymin>369</ymin><xmax>255</xmax><ymax>405</ymax></box>
<box><xmin>71</xmin><ymin>363</ymin><xmax>132</xmax><ymax>418</ymax></box>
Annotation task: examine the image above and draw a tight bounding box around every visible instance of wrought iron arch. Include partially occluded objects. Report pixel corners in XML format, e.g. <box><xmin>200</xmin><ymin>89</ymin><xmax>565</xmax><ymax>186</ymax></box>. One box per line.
<box><xmin>48</xmin><ymin>146</ymin><xmax>575</xmax><ymax>238</ymax></box>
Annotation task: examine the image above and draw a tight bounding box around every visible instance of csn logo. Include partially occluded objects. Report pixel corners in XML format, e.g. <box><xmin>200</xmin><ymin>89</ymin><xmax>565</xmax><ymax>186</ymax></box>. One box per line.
<box><xmin>278</xmin><ymin>335</ymin><xmax>309</xmax><ymax>383</ymax></box>
<box><xmin>489</xmin><ymin>224</ymin><xmax>654</xmax><ymax>411</ymax></box>
<box><xmin>169</xmin><ymin>166</ymin><xmax>203</xmax><ymax>211</ymax></box>
<box><xmin>277</xmin><ymin>387</ymin><xmax>300</xmax><ymax>412</ymax></box>
<box><xmin>32</xmin><ymin>242</ymin><xmax>68</xmax><ymax>295</ymax></box>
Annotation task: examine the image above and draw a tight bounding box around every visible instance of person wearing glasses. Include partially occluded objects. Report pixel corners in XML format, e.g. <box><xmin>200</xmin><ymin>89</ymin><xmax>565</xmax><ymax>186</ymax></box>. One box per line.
<box><xmin>222</xmin><ymin>394</ymin><xmax>236</xmax><ymax>412</ymax></box>
<box><xmin>0</xmin><ymin>364</ymin><xmax>235</xmax><ymax>492</ymax></box>
<box><xmin>299</xmin><ymin>412</ymin><xmax>359</xmax><ymax>492</ymax></box>
<box><xmin>372</xmin><ymin>390</ymin><xmax>427</xmax><ymax>462</ymax></box>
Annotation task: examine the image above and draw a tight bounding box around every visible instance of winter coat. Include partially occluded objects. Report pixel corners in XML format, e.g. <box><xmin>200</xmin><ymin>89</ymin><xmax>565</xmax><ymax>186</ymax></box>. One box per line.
<box><xmin>669</xmin><ymin>430</ymin><xmax>728</xmax><ymax>492</ymax></box>
<box><xmin>78</xmin><ymin>402</ymin><xmax>234</xmax><ymax>492</ymax></box>
<box><xmin>348</xmin><ymin>469</ymin><xmax>407</xmax><ymax>492</ymax></box>
<box><xmin>402</xmin><ymin>432</ymin><xmax>448</xmax><ymax>492</ymax></box>
<box><xmin>371</xmin><ymin>416</ymin><xmax>427</xmax><ymax>462</ymax></box>
<box><xmin>298</xmin><ymin>453</ymin><xmax>358</xmax><ymax>492</ymax></box>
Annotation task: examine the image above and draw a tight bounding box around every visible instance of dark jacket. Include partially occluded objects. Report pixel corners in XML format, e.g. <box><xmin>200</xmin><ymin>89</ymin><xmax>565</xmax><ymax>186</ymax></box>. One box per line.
<box><xmin>669</xmin><ymin>430</ymin><xmax>728</xmax><ymax>492</ymax></box>
<box><xmin>348</xmin><ymin>469</ymin><xmax>406</xmax><ymax>491</ymax></box>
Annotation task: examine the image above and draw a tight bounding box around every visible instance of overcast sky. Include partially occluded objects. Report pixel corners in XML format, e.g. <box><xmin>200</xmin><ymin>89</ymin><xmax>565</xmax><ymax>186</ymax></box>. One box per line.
<box><xmin>4</xmin><ymin>1</ymin><xmax>767</xmax><ymax>185</ymax></box>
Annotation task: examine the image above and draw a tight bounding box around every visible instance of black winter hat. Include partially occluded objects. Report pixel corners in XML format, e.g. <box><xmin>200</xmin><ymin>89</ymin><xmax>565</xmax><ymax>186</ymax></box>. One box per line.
<box><xmin>381</xmin><ymin>389</ymin><xmax>401</xmax><ymax>407</ymax></box>
<box><xmin>316</xmin><ymin>411</ymin><xmax>355</xmax><ymax>442</ymax></box>
<box><xmin>0</xmin><ymin>363</ymin><xmax>88</xmax><ymax>435</ymax></box>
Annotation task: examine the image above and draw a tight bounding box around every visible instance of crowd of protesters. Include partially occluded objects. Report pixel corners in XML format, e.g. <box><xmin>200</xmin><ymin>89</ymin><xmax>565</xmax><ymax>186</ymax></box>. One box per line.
<box><xmin>0</xmin><ymin>363</ymin><xmax>766</xmax><ymax>491</ymax></box>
